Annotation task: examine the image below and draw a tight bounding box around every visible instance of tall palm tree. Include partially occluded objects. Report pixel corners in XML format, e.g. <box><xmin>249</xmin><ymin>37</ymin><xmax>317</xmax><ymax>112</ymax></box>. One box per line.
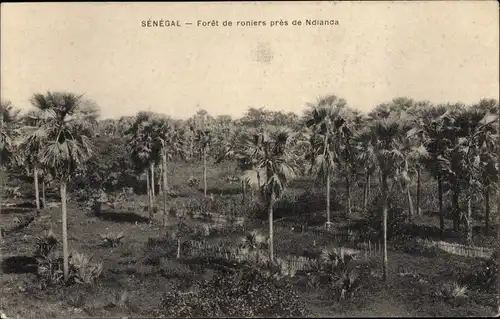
<box><xmin>30</xmin><ymin>92</ymin><xmax>99</xmax><ymax>281</ymax></box>
<box><xmin>361</xmin><ymin>117</ymin><xmax>410</xmax><ymax>282</ymax></box>
<box><xmin>255</xmin><ymin>127</ymin><xmax>298</xmax><ymax>262</ymax></box>
<box><xmin>20</xmin><ymin>109</ymin><xmax>50</xmax><ymax>210</ymax></box>
<box><xmin>420</xmin><ymin>105</ymin><xmax>455</xmax><ymax>239</ymax></box>
<box><xmin>153</xmin><ymin>117</ymin><xmax>184</xmax><ymax>226</ymax></box>
<box><xmin>454</xmin><ymin>109</ymin><xmax>497</xmax><ymax>243</ymax></box>
<box><xmin>194</xmin><ymin>128</ymin><xmax>212</xmax><ymax>197</ymax></box>
<box><xmin>126</xmin><ymin>112</ymin><xmax>161</xmax><ymax>217</ymax></box>
<box><xmin>304</xmin><ymin>95</ymin><xmax>350</xmax><ymax>227</ymax></box>
<box><xmin>0</xmin><ymin>101</ymin><xmax>22</xmax><ymax>240</ymax></box>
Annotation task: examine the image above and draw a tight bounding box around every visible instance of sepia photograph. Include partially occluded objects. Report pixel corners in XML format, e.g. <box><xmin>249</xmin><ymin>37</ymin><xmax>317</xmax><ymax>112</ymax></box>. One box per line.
<box><xmin>0</xmin><ymin>1</ymin><xmax>499</xmax><ymax>318</ymax></box>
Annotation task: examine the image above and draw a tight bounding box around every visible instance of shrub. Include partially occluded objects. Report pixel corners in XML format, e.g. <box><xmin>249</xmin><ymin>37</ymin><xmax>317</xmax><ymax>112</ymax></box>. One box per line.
<box><xmin>391</xmin><ymin>235</ymin><xmax>439</xmax><ymax>257</ymax></box>
<box><xmin>70</xmin><ymin>252</ymin><xmax>103</xmax><ymax>285</ymax></box>
<box><xmin>436</xmin><ymin>281</ymin><xmax>468</xmax><ymax>300</ymax></box>
<box><xmin>159</xmin><ymin>257</ymin><xmax>194</xmax><ymax>280</ymax></box>
<box><xmin>36</xmin><ymin>250</ymin><xmax>66</xmax><ymax>287</ymax></box>
<box><xmin>34</xmin><ymin>229</ymin><xmax>59</xmax><ymax>258</ymax></box>
<box><xmin>462</xmin><ymin>250</ymin><xmax>498</xmax><ymax>292</ymax></box>
<box><xmin>153</xmin><ymin>268</ymin><xmax>308</xmax><ymax>318</ymax></box>
<box><xmin>240</xmin><ymin>230</ymin><xmax>267</xmax><ymax>250</ymax></box>
<box><xmin>36</xmin><ymin>250</ymin><xmax>103</xmax><ymax>288</ymax></box>
<box><xmin>100</xmin><ymin>231</ymin><xmax>125</xmax><ymax>248</ymax></box>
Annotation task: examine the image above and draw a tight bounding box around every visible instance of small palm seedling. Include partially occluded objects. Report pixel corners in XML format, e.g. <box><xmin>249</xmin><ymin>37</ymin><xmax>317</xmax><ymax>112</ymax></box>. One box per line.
<box><xmin>336</xmin><ymin>267</ymin><xmax>360</xmax><ymax>301</ymax></box>
<box><xmin>240</xmin><ymin>230</ymin><xmax>266</xmax><ymax>251</ymax></box>
<box><xmin>34</xmin><ymin>229</ymin><xmax>59</xmax><ymax>258</ymax></box>
<box><xmin>100</xmin><ymin>231</ymin><xmax>125</xmax><ymax>248</ymax></box>
<box><xmin>437</xmin><ymin>281</ymin><xmax>468</xmax><ymax>300</ymax></box>
<box><xmin>70</xmin><ymin>252</ymin><xmax>103</xmax><ymax>285</ymax></box>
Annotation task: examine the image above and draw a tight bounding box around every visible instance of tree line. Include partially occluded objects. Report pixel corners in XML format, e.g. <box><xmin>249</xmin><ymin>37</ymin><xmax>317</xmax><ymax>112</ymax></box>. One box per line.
<box><xmin>0</xmin><ymin>92</ymin><xmax>498</xmax><ymax>282</ymax></box>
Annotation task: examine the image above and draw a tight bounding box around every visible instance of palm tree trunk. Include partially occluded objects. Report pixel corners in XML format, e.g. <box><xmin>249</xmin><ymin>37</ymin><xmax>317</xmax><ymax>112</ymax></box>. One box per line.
<box><xmin>406</xmin><ymin>182</ymin><xmax>414</xmax><ymax>221</ymax></box>
<box><xmin>326</xmin><ymin>173</ymin><xmax>331</xmax><ymax>229</ymax></box>
<box><xmin>268</xmin><ymin>194</ymin><xmax>275</xmax><ymax>262</ymax></box>
<box><xmin>381</xmin><ymin>172</ymin><xmax>389</xmax><ymax>283</ymax></box>
<box><xmin>466</xmin><ymin>190</ymin><xmax>473</xmax><ymax>245</ymax></box>
<box><xmin>34</xmin><ymin>165</ymin><xmax>40</xmax><ymax>210</ymax></box>
<box><xmin>150</xmin><ymin>162</ymin><xmax>155</xmax><ymax>202</ymax></box>
<box><xmin>203</xmin><ymin>149</ymin><xmax>207</xmax><ymax>197</ymax></box>
<box><xmin>484</xmin><ymin>188</ymin><xmax>490</xmax><ymax>235</ymax></box>
<box><xmin>162</xmin><ymin>153</ymin><xmax>168</xmax><ymax>227</ymax></box>
<box><xmin>346</xmin><ymin>175</ymin><xmax>352</xmax><ymax>217</ymax></box>
<box><xmin>257</xmin><ymin>171</ymin><xmax>262</xmax><ymax>197</ymax></box>
<box><xmin>146</xmin><ymin>170</ymin><xmax>152</xmax><ymax>215</ymax></box>
<box><xmin>159</xmin><ymin>159</ymin><xmax>163</xmax><ymax>195</ymax></box>
<box><xmin>242</xmin><ymin>179</ymin><xmax>246</xmax><ymax>205</ymax></box>
<box><xmin>416</xmin><ymin>168</ymin><xmax>421</xmax><ymax>216</ymax></box>
<box><xmin>438</xmin><ymin>174</ymin><xmax>444</xmax><ymax>240</ymax></box>
<box><xmin>42</xmin><ymin>180</ymin><xmax>46</xmax><ymax>208</ymax></box>
<box><xmin>60</xmin><ymin>180</ymin><xmax>69</xmax><ymax>282</ymax></box>
<box><xmin>452</xmin><ymin>187</ymin><xmax>460</xmax><ymax>232</ymax></box>
<box><xmin>176</xmin><ymin>238</ymin><xmax>181</xmax><ymax>259</ymax></box>
<box><xmin>363</xmin><ymin>171</ymin><xmax>369</xmax><ymax>212</ymax></box>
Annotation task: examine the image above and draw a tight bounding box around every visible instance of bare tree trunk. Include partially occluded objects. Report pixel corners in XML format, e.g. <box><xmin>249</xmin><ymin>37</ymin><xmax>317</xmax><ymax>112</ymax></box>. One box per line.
<box><xmin>268</xmin><ymin>194</ymin><xmax>275</xmax><ymax>262</ymax></box>
<box><xmin>203</xmin><ymin>149</ymin><xmax>207</xmax><ymax>197</ymax></box>
<box><xmin>484</xmin><ymin>188</ymin><xmax>490</xmax><ymax>235</ymax></box>
<box><xmin>438</xmin><ymin>174</ymin><xmax>444</xmax><ymax>240</ymax></box>
<box><xmin>381</xmin><ymin>172</ymin><xmax>388</xmax><ymax>283</ymax></box>
<box><xmin>326</xmin><ymin>173</ymin><xmax>331</xmax><ymax>229</ymax></box>
<box><xmin>34</xmin><ymin>165</ymin><xmax>40</xmax><ymax>210</ymax></box>
<box><xmin>346</xmin><ymin>175</ymin><xmax>352</xmax><ymax>217</ymax></box>
<box><xmin>162</xmin><ymin>153</ymin><xmax>168</xmax><ymax>227</ymax></box>
<box><xmin>61</xmin><ymin>180</ymin><xmax>69</xmax><ymax>282</ymax></box>
<box><xmin>416</xmin><ymin>168</ymin><xmax>421</xmax><ymax>216</ymax></box>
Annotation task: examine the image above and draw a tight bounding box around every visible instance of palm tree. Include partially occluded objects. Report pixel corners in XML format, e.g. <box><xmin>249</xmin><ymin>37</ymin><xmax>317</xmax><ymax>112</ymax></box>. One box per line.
<box><xmin>153</xmin><ymin>117</ymin><xmax>184</xmax><ymax>226</ymax></box>
<box><xmin>20</xmin><ymin>109</ymin><xmax>51</xmax><ymax>210</ymax></box>
<box><xmin>126</xmin><ymin>112</ymin><xmax>161</xmax><ymax>218</ymax></box>
<box><xmin>255</xmin><ymin>127</ymin><xmax>298</xmax><ymax>262</ymax></box>
<box><xmin>361</xmin><ymin>117</ymin><xmax>410</xmax><ymax>282</ymax></box>
<box><xmin>194</xmin><ymin>128</ymin><xmax>212</xmax><ymax>197</ymax></box>
<box><xmin>420</xmin><ymin>105</ymin><xmax>455</xmax><ymax>239</ymax></box>
<box><xmin>0</xmin><ymin>101</ymin><xmax>22</xmax><ymax>240</ymax></box>
<box><xmin>304</xmin><ymin>95</ymin><xmax>350</xmax><ymax>227</ymax></box>
<box><xmin>30</xmin><ymin>92</ymin><xmax>99</xmax><ymax>281</ymax></box>
<box><xmin>454</xmin><ymin>108</ymin><xmax>497</xmax><ymax>243</ymax></box>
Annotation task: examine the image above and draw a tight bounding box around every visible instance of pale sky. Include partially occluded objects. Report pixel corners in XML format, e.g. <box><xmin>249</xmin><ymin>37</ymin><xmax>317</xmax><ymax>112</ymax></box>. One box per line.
<box><xmin>1</xmin><ymin>1</ymin><xmax>499</xmax><ymax>119</ymax></box>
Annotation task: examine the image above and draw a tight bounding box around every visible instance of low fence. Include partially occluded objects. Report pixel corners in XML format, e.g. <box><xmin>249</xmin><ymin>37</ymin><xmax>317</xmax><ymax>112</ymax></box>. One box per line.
<box><xmin>184</xmin><ymin>238</ymin><xmax>383</xmax><ymax>272</ymax></box>
<box><xmin>419</xmin><ymin>239</ymin><xmax>494</xmax><ymax>259</ymax></box>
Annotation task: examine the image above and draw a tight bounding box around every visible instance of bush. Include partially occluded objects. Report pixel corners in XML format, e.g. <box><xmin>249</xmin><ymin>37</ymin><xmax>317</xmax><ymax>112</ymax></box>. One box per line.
<box><xmin>100</xmin><ymin>231</ymin><xmax>125</xmax><ymax>248</ymax></box>
<box><xmin>36</xmin><ymin>251</ymin><xmax>103</xmax><ymax>288</ymax></box>
<box><xmin>153</xmin><ymin>268</ymin><xmax>308</xmax><ymax>318</ymax></box>
<box><xmin>391</xmin><ymin>235</ymin><xmax>439</xmax><ymax>257</ymax></box>
<box><xmin>462</xmin><ymin>250</ymin><xmax>498</xmax><ymax>292</ymax></box>
<box><xmin>159</xmin><ymin>258</ymin><xmax>194</xmax><ymax>280</ymax></box>
<box><xmin>34</xmin><ymin>229</ymin><xmax>59</xmax><ymax>258</ymax></box>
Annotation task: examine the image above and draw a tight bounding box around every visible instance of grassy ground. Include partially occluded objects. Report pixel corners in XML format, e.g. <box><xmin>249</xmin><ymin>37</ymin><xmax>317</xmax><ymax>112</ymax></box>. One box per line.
<box><xmin>1</xmin><ymin>161</ymin><xmax>497</xmax><ymax>318</ymax></box>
